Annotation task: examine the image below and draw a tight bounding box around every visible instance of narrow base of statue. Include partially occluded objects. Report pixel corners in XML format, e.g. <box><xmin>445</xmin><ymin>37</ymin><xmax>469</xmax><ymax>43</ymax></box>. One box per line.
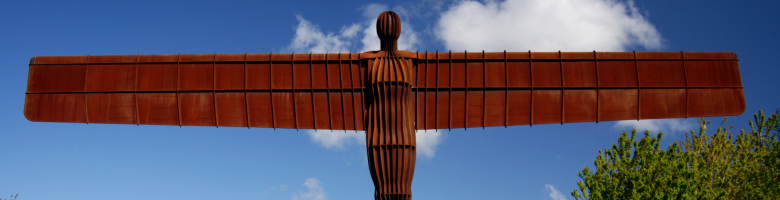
<box><xmin>375</xmin><ymin>193</ymin><xmax>411</xmax><ymax>200</ymax></box>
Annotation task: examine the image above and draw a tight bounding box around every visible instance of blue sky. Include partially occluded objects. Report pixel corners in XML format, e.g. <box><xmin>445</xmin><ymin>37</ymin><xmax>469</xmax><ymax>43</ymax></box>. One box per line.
<box><xmin>1</xmin><ymin>0</ymin><xmax>778</xmax><ymax>199</ymax></box>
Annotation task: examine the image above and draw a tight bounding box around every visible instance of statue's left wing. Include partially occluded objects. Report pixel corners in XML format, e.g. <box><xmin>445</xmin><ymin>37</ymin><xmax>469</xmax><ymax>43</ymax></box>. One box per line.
<box><xmin>408</xmin><ymin>51</ymin><xmax>745</xmax><ymax>130</ymax></box>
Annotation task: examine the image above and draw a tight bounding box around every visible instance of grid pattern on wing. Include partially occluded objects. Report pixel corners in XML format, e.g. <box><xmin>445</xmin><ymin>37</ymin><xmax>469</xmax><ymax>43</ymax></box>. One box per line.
<box><xmin>23</xmin><ymin>51</ymin><xmax>745</xmax><ymax>130</ymax></box>
<box><xmin>411</xmin><ymin>51</ymin><xmax>745</xmax><ymax>130</ymax></box>
<box><xmin>24</xmin><ymin>53</ymin><xmax>366</xmax><ymax>130</ymax></box>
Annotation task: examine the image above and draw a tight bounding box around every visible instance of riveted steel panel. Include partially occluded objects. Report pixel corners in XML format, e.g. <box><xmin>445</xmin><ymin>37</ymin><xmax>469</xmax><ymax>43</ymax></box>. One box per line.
<box><xmin>532</xmin><ymin>90</ymin><xmax>562</xmax><ymax>125</ymax></box>
<box><xmin>86</xmin><ymin>93</ymin><xmax>135</xmax><ymax>124</ymax></box>
<box><xmin>28</xmin><ymin>65</ymin><xmax>86</xmax><ymax>93</ymax></box>
<box><xmin>179</xmin><ymin>93</ymin><xmax>216</xmax><ymax>126</ymax></box>
<box><xmin>563</xmin><ymin>90</ymin><xmax>597</xmax><ymax>123</ymax></box>
<box><xmin>136</xmin><ymin>93</ymin><xmax>178</xmax><ymax>125</ymax></box>
<box><xmin>215</xmin><ymin>63</ymin><xmax>245</xmax><ymax>90</ymax></box>
<box><xmin>24</xmin><ymin>93</ymin><xmax>86</xmax><ymax>123</ymax></box>
<box><xmin>85</xmin><ymin>64</ymin><xmax>136</xmax><ymax>92</ymax></box>
<box><xmin>215</xmin><ymin>92</ymin><xmax>248</xmax><ymax>127</ymax></box>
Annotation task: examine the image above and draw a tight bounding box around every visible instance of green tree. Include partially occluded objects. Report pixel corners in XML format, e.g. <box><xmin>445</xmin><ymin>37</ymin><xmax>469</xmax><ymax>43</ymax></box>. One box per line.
<box><xmin>571</xmin><ymin>110</ymin><xmax>779</xmax><ymax>200</ymax></box>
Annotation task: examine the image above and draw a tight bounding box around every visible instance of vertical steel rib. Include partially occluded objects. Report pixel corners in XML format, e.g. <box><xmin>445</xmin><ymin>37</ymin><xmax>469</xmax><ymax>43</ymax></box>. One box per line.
<box><xmin>435</xmin><ymin>51</ymin><xmax>439</xmax><ymax>130</ymax></box>
<box><xmin>682</xmin><ymin>51</ymin><xmax>689</xmax><ymax>118</ymax></box>
<box><xmin>310</xmin><ymin>52</ymin><xmax>317</xmax><ymax>130</ymax></box>
<box><xmin>482</xmin><ymin>50</ymin><xmax>486</xmax><ymax>129</ymax></box>
<box><xmin>292</xmin><ymin>52</ymin><xmax>298</xmax><ymax>131</ymax></box>
<box><xmin>424</xmin><ymin>50</ymin><xmax>429</xmax><ymax>130</ymax></box>
<box><xmin>448</xmin><ymin>50</ymin><xmax>452</xmax><ymax>130</ymax></box>
<box><xmin>634</xmin><ymin>51</ymin><xmax>640</xmax><ymax>121</ymax></box>
<box><xmin>559</xmin><ymin>51</ymin><xmax>564</xmax><ymax>125</ymax></box>
<box><xmin>324</xmin><ymin>53</ymin><xmax>330</xmax><ymax>128</ymax></box>
<box><xmin>463</xmin><ymin>50</ymin><xmax>467</xmax><ymax>130</ymax></box>
<box><xmin>325</xmin><ymin>52</ymin><xmax>333</xmax><ymax>131</ymax></box>
<box><xmin>338</xmin><ymin>52</ymin><xmax>347</xmax><ymax>131</ymax></box>
<box><xmin>83</xmin><ymin>55</ymin><xmax>90</xmax><ymax>124</ymax></box>
<box><xmin>349</xmin><ymin>52</ymin><xmax>358</xmax><ymax>130</ymax></box>
<box><xmin>529</xmin><ymin>50</ymin><xmax>533</xmax><ymax>127</ymax></box>
<box><xmin>359</xmin><ymin>52</ymin><xmax>366</xmax><ymax>131</ymax></box>
<box><xmin>415</xmin><ymin>51</ymin><xmax>418</xmax><ymax>131</ymax></box>
<box><xmin>244</xmin><ymin>52</ymin><xmax>251</xmax><ymax>129</ymax></box>
<box><xmin>135</xmin><ymin>54</ymin><xmax>140</xmax><ymax>126</ymax></box>
<box><xmin>594</xmin><ymin>51</ymin><xmax>600</xmax><ymax>123</ymax></box>
<box><xmin>270</xmin><ymin>52</ymin><xmax>276</xmax><ymax>129</ymax></box>
<box><xmin>504</xmin><ymin>50</ymin><xmax>508</xmax><ymax>128</ymax></box>
<box><xmin>177</xmin><ymin>53</ymin><xmax>182</xmax><ymax>127</ymax></box>
<box><xmin>358</xmin><ymin>53</ymin><xmax>369</xmax><ymax>129</ymax></box>
<box><xmin>213</xmin><ymin>53</ymin><xmax>219</xmax><ymax>127</ymax></box>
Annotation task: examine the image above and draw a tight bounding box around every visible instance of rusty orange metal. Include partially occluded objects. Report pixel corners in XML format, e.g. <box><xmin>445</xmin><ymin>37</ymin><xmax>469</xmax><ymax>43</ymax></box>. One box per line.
<box><xmin>27</xmin><ymin>50</ymin><xmax>744</xmax><ymax>128</ymax></box>
<box><xmin>23</xmin><ymin>11</ymin><xmax>745</xmax><ymax>200</ymax></box>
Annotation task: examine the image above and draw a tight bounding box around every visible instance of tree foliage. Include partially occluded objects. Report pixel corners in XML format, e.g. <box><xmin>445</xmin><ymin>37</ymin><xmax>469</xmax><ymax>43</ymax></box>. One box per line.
<box><xmin>571</xmin><ymin>110</ymin><xmax>780</xmax><ymax>199</ymax></box>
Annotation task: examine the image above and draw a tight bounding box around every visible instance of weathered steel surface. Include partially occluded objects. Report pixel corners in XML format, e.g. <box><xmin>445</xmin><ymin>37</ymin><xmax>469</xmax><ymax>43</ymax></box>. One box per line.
<box><xmin>22</xmin><ymin>11</ymin><xmax>745</xmax><ymax>200</ymax></box>
<box><xmin>411</xmin><ymin>51</ymin><xmax>744</xmax><ymax>129</ymax></box>
<box><xmin>25</xmin><ymin>53</ymin><xmax>367</xmax><ymax>130</ymax></box>
<box><xmin>365</xmin><ymin>11</ymin><xmax>415</xmax><ymax>200</ymax></box>
<box><xmin>25</xmin><ymin>51</ymin><xmax>744</xmax><ymax>129</ymax></box>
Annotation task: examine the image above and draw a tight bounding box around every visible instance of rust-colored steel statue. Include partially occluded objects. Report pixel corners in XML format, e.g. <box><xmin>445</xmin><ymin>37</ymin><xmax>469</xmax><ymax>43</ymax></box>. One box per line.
<box><xmin>24</xmin><ymin>11</ymin><xmax>745</xmax><ymax>200</ymax></box>
<box><xmin>366</xmin><ymin>12</ymin><xmax>416</xmax><ymax>199</ymax></box>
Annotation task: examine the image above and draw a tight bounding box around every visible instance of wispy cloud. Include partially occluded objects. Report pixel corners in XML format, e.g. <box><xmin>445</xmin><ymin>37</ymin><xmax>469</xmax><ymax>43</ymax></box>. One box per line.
<box><xmin>306</xmin><ymin>130</ymin><xmax>365</xmax><ymax>150</ymax></box>
<box><xmin>613</xmin><ymin>119</ymin><xmax>695</xmax><ymax>134</ymax></box>
<box><xmin>416</xmin><ymin>129</ymin><xmax>447</xmax><ymax>158</ymax></box>
<box><xmin>288</xmin><ymin>4</ymin><xmax>419</xmax><ymax>53</ymax></box>
<box><xmin>306</xmin><ymin>129</ymin><xmax>446</xmax><ymax>158</ymax></box>
<box><xmin>436</xmin><ymin>0</ymin><xmax>663</xmax><ymax>51</ymax></box>
<box><xmin>291</xmin><ymin>178</ymin><xmax>328</xmax><ymax>200</ymax></box>
<box><xmin>545</xmin><ymin>184</ymin><xmax>568</xmax><ymax>200</ymax></box>
<box><xmin>288</xmin><ymin>15</ymin><xmax>360</xmax><ymax>53</ymax></box>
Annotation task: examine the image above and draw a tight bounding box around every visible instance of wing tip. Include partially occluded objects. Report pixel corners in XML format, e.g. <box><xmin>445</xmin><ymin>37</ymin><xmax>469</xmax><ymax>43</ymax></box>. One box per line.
<box><xmin>22</xmin><ymin>103</ymin><xmax>37</xmax><ymax>122</ymax></box>
<box><xmin>734</xmin><ymin>99</ymin><xmax>747</xmax><ymax>116</ymax></box>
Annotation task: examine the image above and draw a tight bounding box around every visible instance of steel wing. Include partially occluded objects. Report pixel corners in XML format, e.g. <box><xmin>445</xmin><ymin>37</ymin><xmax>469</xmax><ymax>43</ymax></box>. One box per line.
<box><xmin>408</xmin><ymin>51</ymin><xmax>745</xmax><ymax>130</ymax></box>
<box><xmin>24</xmin><ymin>53</ymin><xmax>368</xmax><ymax>130</ymax></box>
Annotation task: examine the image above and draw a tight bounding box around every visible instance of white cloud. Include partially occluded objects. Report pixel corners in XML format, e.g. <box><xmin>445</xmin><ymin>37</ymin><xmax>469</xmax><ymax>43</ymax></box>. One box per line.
<box><xmin>545</xmin><ymin>184</ymin><xmax>568</xmax><ymax>200</ymax></box>
<box><xmin>436</xmin><ymin>0</ymin><xmax>663</xmax><ymax>51</ymax></box>
<box><xmin>362</xmin><ymin>3</ymin><xmax>390</xmax><ymax>19</ymax></box>
<box><xmin>292</xmin><ymin>178</ymin><xmax>328</xmax><ymax>200</ymax></box>
<box><xmin>306</xmin><ymin>129</ymin><xmax>446</xmax><ymax>158</ymax></box>
<box><xmin>288</xmin><ymin>15</ymin><xmax>360</xmax><ymax>53</ymax></box>
<box><xmin>340</xmin><ymin>24</ymin><xmax>362</xmax><ymax>38</ymax></box>
<box><xmin>306</xmin><ymin>130</ymin><xmax>365</xmax><ymax>150</ymax></box>
<box><xmin>416</xmin><ymin>129</ymin><xmax>447</xmax><ymax>158</ymax></box>
<box><xmin>288</xmin><ymin>4</ymin><xmax>420</xmax><ymax>53</ymax></box>
<box><xmin>613</xmin><ymin>119</ymin><xmax>695</xmax><ymax>134</ymax></box>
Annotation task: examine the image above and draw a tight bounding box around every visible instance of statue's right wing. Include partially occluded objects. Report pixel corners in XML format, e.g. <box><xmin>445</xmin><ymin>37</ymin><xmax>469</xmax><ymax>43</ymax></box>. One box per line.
<box><xmin>24</xmin><ymin>53</ymin><xmax>368</xmax><ymax>131</ymax></box>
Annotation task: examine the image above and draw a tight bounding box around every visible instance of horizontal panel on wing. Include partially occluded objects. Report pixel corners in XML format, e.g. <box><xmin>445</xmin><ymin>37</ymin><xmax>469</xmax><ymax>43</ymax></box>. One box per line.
<box><xmin>412</xmin><ymin>88</ymin><xmax>745</xmax><ymax>130</ymax></box>
<box><xmin>31</xmin><ymin>53</ymin><xmax>363</xmax><ymax>64</ymax></box>
<box><xmin>27</xmin><ymin>53</ymin><xmax>366</xmax><ymax>93</ymax></box>
<box><xmin>24</xmin><ymin>91</ymin><xmax>366</xmax><ymax>130</ymax></box>
<box><xmin>410</xmin><ymin>51</ymin><xmax>741</xmax><ymax>89</ymax></box>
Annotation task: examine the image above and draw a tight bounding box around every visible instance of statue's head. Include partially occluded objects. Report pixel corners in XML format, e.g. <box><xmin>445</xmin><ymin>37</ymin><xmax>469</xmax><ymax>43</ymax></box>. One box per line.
<box><xmin>376</xmin><ymin>11</ymin><xmax>401</xmax><ymax>42</ymax></box>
